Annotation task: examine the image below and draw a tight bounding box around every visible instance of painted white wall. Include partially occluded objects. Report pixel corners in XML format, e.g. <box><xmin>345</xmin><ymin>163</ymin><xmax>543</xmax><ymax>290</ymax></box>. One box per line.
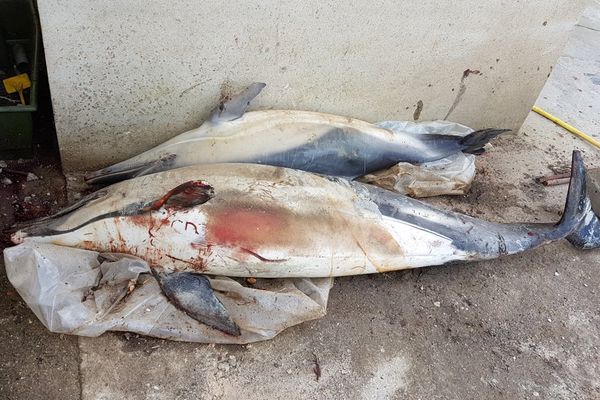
<box><xmin>37</xmin><ymin>0</ymin><xmax>588</xmax><ymax>171</ymax></box>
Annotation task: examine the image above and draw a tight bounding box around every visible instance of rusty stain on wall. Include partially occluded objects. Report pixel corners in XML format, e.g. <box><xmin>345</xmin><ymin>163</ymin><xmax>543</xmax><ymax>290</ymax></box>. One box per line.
<box><xmin>444</xmin><ymin>69</ymin><xmax>482</xmax><ymax>120</ymax></box>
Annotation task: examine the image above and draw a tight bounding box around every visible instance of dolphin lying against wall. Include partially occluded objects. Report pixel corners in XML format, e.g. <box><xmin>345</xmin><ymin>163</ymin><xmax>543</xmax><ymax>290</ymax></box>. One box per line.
<box><xmin>85</xmin><ymin>83</ymin><xmax>508</xmax><ymax>184</ymax></box>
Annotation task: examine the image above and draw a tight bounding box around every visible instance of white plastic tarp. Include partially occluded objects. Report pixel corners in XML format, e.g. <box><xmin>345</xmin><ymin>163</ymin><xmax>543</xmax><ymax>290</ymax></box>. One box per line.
<box><xmin>4</xmin><ymin>242</ymin><xmax>332</xmax><ymax>344</ymax></box>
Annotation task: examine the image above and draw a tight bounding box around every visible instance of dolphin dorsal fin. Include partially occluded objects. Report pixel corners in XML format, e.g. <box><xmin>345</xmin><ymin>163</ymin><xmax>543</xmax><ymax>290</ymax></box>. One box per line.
<box><xmin>208</xmin><ymin>82</ymin><xmax>266</xmax><ymax>123</ymax></box>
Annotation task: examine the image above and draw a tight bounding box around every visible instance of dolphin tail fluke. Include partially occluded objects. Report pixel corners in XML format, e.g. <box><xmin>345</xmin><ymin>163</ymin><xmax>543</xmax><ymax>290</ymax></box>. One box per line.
<box><xmin>459</xmin><ymin>128</ymin><xmax>511</xmax><ymax>155</ymax></box>
<box><xmin>567</xmin><ymin>212</ymin><xmax>600</xmax><ymax>249</ymax></box>
<box><xmin>566</xmin><ymin>164</ymin><xmax>600</xmax><ymax>249</ymax></box>
<box><xmin>554</xmin><ymin>150</ymin><xmax>589</xmax><ymax>236</ymax></box>
<box><xmin>152</xmin><ymin>270</ymin><xmax>241</xmax><ymax>336</ymax></box>
<box><xmin>515</xmin><ymin>150</ymin><xmax>600</xmax><ymax>249</ymax></box>
<box><xmin>84</xmin><ymin>154</ymin><xmax>176</xmax><ymax>185</ymax></box>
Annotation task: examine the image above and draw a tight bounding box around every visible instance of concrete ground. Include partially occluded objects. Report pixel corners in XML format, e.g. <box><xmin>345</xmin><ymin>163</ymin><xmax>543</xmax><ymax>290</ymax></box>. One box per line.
<box><xmin>2</xmin><ymin>3</ymin><xmax>600</xmax><ymax>399</ymax></box>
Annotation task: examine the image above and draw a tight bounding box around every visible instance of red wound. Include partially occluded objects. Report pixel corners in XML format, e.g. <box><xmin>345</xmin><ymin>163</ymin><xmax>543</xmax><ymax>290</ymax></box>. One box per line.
<box><xmin>145</xmin><ymin>181</ymin><xmax>214</xmax><ymax>211</ymax></box>
<box><xmin>206</xmin><ymin>208</ymin><xmax>288</xmax><ymax>250</ymax></box>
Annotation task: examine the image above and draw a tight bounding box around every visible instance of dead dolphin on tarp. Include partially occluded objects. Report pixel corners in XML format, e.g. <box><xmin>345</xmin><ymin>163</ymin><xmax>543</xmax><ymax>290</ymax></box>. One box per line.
<box><xmin>84</xmin><ymin>83</ymin><xmax>508</xmax><ymax>184</ymax></box>
<box><xmin>11</xmin><ymin>151</ymin><xmax>599</xmax><ymax>336</ymax></box>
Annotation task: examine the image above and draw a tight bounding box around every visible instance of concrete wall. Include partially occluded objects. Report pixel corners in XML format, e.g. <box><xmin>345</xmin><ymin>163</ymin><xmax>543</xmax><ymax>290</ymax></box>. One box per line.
<box><xmin>37</xmin><ymin>0</ymin><xmax>588</xmax><ymax>171</ymax></box>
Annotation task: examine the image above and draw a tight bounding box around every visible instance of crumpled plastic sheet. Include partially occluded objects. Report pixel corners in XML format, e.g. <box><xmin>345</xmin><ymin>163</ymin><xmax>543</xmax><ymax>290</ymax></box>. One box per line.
<box><xmin>3</xmin><ymin>242</ymin><xmax>332</xmax><ymax>344</ymax></box>
<box><xmin>362</xmin><ymin>120</ymin><xmax>477</xmax><ymax>197</ymax></box>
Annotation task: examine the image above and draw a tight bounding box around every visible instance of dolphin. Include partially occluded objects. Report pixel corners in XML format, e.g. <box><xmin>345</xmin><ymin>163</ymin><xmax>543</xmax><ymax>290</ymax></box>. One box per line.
<box><xmin>11</xmin><ymin>151</ymin><xmax>599</xmax><ymax>336</ymax></box>
<box><xmin>84</xmin><ymin>83</ymin><xmax>508</xmax><ymax>184</ymax></box>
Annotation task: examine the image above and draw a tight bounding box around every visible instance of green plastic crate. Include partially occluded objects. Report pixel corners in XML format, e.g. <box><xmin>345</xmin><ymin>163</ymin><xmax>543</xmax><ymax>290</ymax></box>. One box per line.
<box><xmin>0</xmin><ymin>0</ymin><xmax>39</xmax><ymax>159</ymax></box>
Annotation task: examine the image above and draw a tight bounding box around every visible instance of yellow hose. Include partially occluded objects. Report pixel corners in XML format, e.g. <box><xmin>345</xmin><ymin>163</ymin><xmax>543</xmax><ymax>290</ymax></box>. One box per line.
<box><xmin>532</xmin><ymin>105</ymin><xmax>600</xmax><ymax>150</ymax></box>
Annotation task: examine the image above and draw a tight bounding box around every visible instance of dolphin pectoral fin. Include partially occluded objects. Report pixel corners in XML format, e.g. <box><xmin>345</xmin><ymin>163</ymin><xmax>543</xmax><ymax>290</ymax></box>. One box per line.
<box><xmin>208</xmin><ymin>82</ymin><xmax>266</xmax><ymax>123</ymax></box>
<box><xmin>153</xmin><ymin>271</ymin><xmax>241</xmax><ymax>336</ymax></box>
<box><xmin>84</xmin><ymin>154</ymin><xmax>176</xmax><ymax>185</ymax></box>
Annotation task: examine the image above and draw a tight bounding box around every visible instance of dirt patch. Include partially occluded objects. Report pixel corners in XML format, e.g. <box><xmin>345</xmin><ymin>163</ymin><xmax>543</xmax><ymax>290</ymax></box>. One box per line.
<box><xmin>0</xmin><ymin>58</ymin><xmax>80</xmax><ymax>400</ymax></box>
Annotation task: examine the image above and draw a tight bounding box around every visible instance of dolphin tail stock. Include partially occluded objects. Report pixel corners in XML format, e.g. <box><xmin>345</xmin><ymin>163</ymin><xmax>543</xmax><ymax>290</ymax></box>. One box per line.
<box><xmin>460</xmin><ymin>149</ymin><xmax>590</xmax><ymax>255</ymax></box>
<box><xmin>464</xmin><ymin>149</ymin><xmax>589</xmax><ymax>256</ymax></box>
<box><xmin>150</xmin><ymin>268</ymin><xmax>241</xmax><ymax>336</ymax></box>
<box><xmin>84</xmin><ymin>154</ymin><xmax>176</xmax><ymax>185</ymax></box>
<box><xmin>459</xmin><ymin>128</ymin><xmax>511</xmax><ymax>155</ymax></box>
<box><xmin>356</xmin><ymin>150</ymin><xmax>591</xmax><ymax>260</ymax></box>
